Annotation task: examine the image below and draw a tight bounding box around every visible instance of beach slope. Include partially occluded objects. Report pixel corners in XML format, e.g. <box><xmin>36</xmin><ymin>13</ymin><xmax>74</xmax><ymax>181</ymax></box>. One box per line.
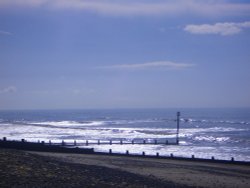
<box><xmin>1</xmin><ymin>148</ymin><xmax>250</xmax><ymax>188</ymax></box>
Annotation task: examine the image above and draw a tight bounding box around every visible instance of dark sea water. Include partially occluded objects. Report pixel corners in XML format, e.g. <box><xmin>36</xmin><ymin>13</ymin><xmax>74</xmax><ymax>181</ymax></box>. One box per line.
<box><xmin>0</xmin><ymin>108</ymin><xmax>250</xmax><ymax>161</ymax></box>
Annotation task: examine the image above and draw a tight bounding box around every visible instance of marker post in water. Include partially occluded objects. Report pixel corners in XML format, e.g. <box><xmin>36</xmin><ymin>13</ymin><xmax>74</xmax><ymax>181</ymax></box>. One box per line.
<box><xmin>176</xmin><ymin>112</ymin><xmax>180</xmax><ymax>145</ymax></box>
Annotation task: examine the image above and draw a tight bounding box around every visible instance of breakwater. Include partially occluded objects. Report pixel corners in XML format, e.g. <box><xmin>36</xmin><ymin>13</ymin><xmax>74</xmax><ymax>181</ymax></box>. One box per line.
<box><xmin>1</xmin><ymin>137</ymin><xmax>249</xmax><ymax>166</ymax></box>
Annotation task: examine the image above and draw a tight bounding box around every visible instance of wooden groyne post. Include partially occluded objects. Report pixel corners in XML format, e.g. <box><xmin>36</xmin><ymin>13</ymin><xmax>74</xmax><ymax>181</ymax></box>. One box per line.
<box><xmin>176</xmin><ymin>111</ymin><xmax>180</xmax><ymax>145</ymax></box>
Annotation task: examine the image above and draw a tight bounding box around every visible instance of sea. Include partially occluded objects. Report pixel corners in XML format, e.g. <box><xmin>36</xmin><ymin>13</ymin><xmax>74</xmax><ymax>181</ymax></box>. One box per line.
<box><xmin>0</xmin><ymin>108</ymin><xmax>250</xmax><ymax>161</ymax></box>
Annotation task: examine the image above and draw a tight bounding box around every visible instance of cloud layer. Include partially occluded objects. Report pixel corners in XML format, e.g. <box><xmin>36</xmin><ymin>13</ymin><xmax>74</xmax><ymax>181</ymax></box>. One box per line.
<box><xmin>0</xmin><ymin>0</ymin><xmax>250</xmax><ymax>17</ymax></box>
<box><xmin>0</xmin><ymin>30</ymin><xmax>12</xmax><ymax>36</ymax></box>
<box><xmin>0</xmin><ymin>86</ymin><xmax>17</xmax><ymax>94</ymax></box>
<box><xmin>99</xmin><ymin>61</ymin><xmax>195</xmax><ymax>70</ymax></box>
<box><xmin>184</xmin><ymin>21</ymin><xmax>250</xmax><ymax>36</ymax></box>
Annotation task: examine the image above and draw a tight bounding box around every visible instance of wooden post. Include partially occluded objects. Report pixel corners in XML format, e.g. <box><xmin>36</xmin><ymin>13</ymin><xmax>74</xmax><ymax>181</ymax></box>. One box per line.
<box><xmin>109</xmin><ymin>149</ymin><xmax>112</xmax><ymax>154</ymax></box>
<box><xmin>120</xmin><ymin>139</ymin><xmax>123</xmax><ymax>145</ymax></box>
<box><xmin>231</xmin><ymin>157</ymin><xmax>234</xmax><ymax>162</ymax></box>
<box><xmin>86</xmin><ymin>140</ymin><xmax>88</xmax><ymax>146</ymax></box>
<box><xmin>211</xmin><ymin>156</ymin><xmax>215</xmax><ymax>160</ymax></box>
<box><xmin>110</xmin><ymin>140</ymin><xmax>112</xmax><ymax>145</ymax></box>
<box><xmin>74</xmin><ymin>140</ymin><xmax>76</xmax><ymax>146</ymax></box>
<box><xmin>176</xmin><ymin>112</ymin><xmax>180</xmax><ymax>145</ymax></box>
<box><xmin>41</xmin><ymin>141</ymin><xmax>45</xmax><ymax>145</ymax></box>
<box><xmin>154</xmin><ymin>139</ymin><xmax>157</xmax><ymax>144</ymax></box>
<box><xmin>142</xmin><ymin>151</ymin><xmax>145</xmax><ymax>156</ymax></box>
<box><xmin>98</xmin><ymin>140</ymin><xmax>100</xmax><ymax>145</ymax></box>
<box><xmin>3</xmin><ymin>137</ymin><xmax>6</xmax><ymax>141</ymax></box>
<box><xmin>170</xmin><ymin>153</ymin><xmax>174</xmax><ymax>158</ymax></box>
<box><xmin>49</xmin><ymin>140</ymin><xmax>52</xmax><ymax>145</ymax></box>
<box><xmin>156</xmin><ymin>152</ymin><xmax>159</xmax><ymax>157</ymax></box>
<box><xmin>21</xmin><ymin>139</ymin><xmax>25</xmax><ymax>143</ymax></box>
<box><xmin>192</xmin><ymin>155</ymin><xmax>195</xmax><ymax>159</ymax></box>
<box><xmin>143</xmin><ymin>140</ymin><xmax>146</xmax><ymax>144</ymax></box>
<box><xmin>126</xmin><ymin>150</ymin><xmax>129</xmax><ymax>155</ymax></box>
<box><xmin>62</xmin><ymin>140</ymin><xmax>65</xmax><ymax>146</ymax></box>
<box><xmin>132</xmin><ymin>140</ymin><xmax>134</xmax><ymax>145</ymax></box>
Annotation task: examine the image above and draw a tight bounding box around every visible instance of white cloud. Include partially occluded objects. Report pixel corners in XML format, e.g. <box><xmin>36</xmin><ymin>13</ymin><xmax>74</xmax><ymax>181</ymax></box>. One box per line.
<box><xmin>0</xmin><ymin>30</ymin><xmax>12</xmax><ymax>36</ymax></box>
<box><xmin>0</xmin><ymin>0</ymin><xmax>250</xmax><ymax>17</ymax></box>
<box><xmin>184</xmin><ymin>21</ymin><xmax>250</xmax><ymax>36</ymax></box>
<box><xmin>0</xmin><ymin>86</ymin><xmax>17</xmax><ymax>94</ymax></box>
<box><xmin>99</xmin><ymin>61</ymin><xmax>195</xmax><ymax>70</ymax></box>
<box><xmin>72</xmin><ymin>88</ymin><xmax>95</xmax><ymax>95</ymax></box>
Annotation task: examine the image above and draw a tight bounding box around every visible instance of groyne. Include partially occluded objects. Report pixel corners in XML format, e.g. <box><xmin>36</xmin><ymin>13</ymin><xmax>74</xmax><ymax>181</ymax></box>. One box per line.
<box><xmin>1</xmin><ymin>137</ymin><xmax>249</xmax><ymax>166</ymax></box>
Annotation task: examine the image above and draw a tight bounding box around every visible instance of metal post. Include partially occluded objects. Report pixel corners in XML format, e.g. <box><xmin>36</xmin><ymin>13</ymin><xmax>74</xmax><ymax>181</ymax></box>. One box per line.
<box><xmin>176</xmin><ymin>112</ymin><xmax>180</xmax><ymax>144</ymax></box>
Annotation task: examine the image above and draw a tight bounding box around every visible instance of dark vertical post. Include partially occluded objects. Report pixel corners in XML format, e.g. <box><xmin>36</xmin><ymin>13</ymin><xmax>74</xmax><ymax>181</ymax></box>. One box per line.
<box><xmin>98</xmin><ymin>139</ymin><xmax>100</xmax><ymax>145</ymax></box>
<box><xmin>49</xmin><ymin>140</ymin><xmax>52</xmax><ymax>145</ymax></box>
<box><xmin>86</xmin><ymin>140</ymin><xmax>88</xmax><ymax>146</ymax></box>
<box><xmin>110</xmin><ymin>140</ymin><xmax>112</xmax><ymax>145</ymax></box>
<box><xmin>154</xmin><ymin>139</ymin><xmax>157</xmax><ymax>144</ymax></box>
<box><xmin>132</xmin><ymin>140</ymin><xmax>134</xmax><ymax>145</ymax></box>
<box><xmin>74</xmin><ymin>140</ymin><xmax>76</xmax><ymax>146</ymax></box>
<box><xmin>109</xmin><ymin>149</ymin><xmax>112</xmax><ymax>154</ymax></box>
<box><xmin>3</xmin><ymin>137</ymin><xmax>6</xmax><ymax>141</ymax></box>
<box><xmin>176</xmin><ymin>112</ymin><xmax>180</xmax><ymax>145</ymax></box>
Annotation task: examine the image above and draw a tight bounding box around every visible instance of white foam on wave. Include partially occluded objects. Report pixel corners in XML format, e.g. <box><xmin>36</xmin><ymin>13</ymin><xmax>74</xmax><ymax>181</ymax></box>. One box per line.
<box><xmin>180</xmin><ymin>127</ymin><xmax>246</xmax><ymax>135</ymax></box>
<box><xmin>193</xmin><ymin>136</ymin><xmax>230</xmax><ymax>142</ymax></box>
<box><xmin>31</xmin><ymin>121</ymin><xmax>105</xmax><ymax>127</ymax></box>
<box><xmin>83</xmin><ymin>144</ymin><xmax>250</xmax><ymax>161</ymax></box>
<box><xmin>180</xmin><ymin>118</ymin><xmax>250</xmax><ymax>125</ymax></box>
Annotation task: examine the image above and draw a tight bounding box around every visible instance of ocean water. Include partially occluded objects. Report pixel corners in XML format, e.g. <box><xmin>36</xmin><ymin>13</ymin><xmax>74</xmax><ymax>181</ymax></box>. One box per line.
<box><xmin>0</xmin><ymin>108</ymin><xmax>250</xmax><ymax>161</ymax></box>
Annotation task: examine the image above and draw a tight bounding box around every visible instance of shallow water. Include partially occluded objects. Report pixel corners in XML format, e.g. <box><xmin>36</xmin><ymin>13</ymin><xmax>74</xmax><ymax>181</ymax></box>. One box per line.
<box><xmin>0</xmin><ymin>108</ymin><xmax>249</xmax><ymax>161</ymax></box>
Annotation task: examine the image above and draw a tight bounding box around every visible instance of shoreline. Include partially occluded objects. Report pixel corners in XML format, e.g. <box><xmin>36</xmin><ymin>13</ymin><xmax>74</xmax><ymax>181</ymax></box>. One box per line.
<box><xmin>1</xmin><ymin>148</ymin><xmax>250</xmax><ymax>188</ymax></box>
<box><xmin>1</xmin><ymin>139</ymin><xmax>249</xmax><ymax>165</ymax></box>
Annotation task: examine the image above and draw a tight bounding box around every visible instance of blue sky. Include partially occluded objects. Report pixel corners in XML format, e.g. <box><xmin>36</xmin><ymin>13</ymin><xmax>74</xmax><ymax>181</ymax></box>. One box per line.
<box><xmin>0</xmin><ymin>0</ymin><xmax>250</xmax><ymax>109</ymax></box>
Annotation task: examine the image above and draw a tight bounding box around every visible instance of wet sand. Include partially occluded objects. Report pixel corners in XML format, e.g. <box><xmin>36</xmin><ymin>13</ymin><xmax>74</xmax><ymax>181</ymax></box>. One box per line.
<box><xmin>1</xmin><ymin>148</ymin><xmax>250</xmax><ymax>188</ymax></box>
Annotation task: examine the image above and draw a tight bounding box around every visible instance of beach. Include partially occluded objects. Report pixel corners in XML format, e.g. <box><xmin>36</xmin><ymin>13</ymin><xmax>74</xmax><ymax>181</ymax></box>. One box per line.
<box><xmin>1</xmin><ymin>148</ymin><xmax>250</xmax><ymax>188</ymax></box>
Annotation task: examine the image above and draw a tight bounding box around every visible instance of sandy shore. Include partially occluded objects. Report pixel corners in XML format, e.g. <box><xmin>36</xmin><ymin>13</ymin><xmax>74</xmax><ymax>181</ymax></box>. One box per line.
<box><xmin>1</xmin><ymin>148</ymin><xmax>250</xmax><ymax>188</ymax></box>
<box><xmin>0</xmin><ymin>148</ymin><xmax>191</xmax><ymax>187</ymax></box>
<box><xmin>32</xmin><ymin>151</ymin><xmax>250</xmax><ymax>188</ymax></box>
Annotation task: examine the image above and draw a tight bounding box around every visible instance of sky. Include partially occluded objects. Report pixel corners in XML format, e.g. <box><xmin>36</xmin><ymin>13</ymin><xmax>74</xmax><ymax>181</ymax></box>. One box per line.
<box><xmin>0</xmin><ymin>0</ymin><xmax>250</xmax><ymax>110</ymax></box>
